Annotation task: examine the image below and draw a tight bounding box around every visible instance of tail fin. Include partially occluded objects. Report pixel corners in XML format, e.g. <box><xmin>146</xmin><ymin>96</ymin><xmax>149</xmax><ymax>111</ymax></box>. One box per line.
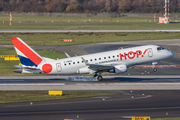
<box><xmin>11</xmin><ymin>37</ymin><xmax>43</xmax><ymax>67</ymax></box>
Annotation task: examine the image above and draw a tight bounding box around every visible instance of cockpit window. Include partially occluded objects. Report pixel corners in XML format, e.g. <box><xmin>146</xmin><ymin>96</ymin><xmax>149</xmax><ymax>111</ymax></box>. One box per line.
<box><xmin>157</xmin><ymin>47</ymin><xmax>165</xmax><ymax>51</ymax></box>
<box><xmin>157</xmin><ymin>47</ymin><xmax>161</xmax><ymax>51</ymax></box>
<box><xmin>161</xmin><ymin>47</ymin><xmax>165</xmax><ymax>50</ymax></box>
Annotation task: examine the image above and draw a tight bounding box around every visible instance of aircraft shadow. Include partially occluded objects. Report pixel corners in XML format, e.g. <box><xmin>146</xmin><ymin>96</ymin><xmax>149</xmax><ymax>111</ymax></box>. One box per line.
<box><xmin>2</xmin><ymin>77</ymin><xmax>179</xmax><ymax>82</ymax></box>
<box><xmin>50</xmin><ymin>77</ymin><xmax>180</xmax><ymax>82</ymax></box>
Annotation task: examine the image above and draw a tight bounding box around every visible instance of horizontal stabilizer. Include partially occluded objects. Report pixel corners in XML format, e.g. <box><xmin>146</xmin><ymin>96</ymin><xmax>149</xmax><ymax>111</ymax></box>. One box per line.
<box><xmin>14</xmin><ymin>65</ymin><xmax>39</xmax><ymax>70</ymax></box>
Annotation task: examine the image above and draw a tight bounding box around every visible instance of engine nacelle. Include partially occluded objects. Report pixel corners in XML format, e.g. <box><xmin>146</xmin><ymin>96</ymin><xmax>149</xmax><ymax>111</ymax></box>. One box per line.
<box><xmin>77</xmin><ymin>67</ymin><xmax>90</xmax><ymax>74</ymax></box>
<box><xmin>109</xmin><ymin>64</ymin><xmax>127</xmax><ymax>74</ymax></box>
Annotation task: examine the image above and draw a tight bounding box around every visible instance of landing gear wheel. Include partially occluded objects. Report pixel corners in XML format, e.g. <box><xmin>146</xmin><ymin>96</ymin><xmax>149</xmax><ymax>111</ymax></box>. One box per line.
<box><xmin>97</xmin><ymin>75</ymin><xmax>103</xmax><ymax>81</ymax></box>
<box><xmin>153</xmin><ymin>68</ymin><xmax>157</xmax><ymax>72</ymax></box>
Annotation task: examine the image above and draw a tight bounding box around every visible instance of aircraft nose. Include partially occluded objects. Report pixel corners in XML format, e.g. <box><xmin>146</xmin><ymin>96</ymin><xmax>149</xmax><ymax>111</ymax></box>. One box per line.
<box><xmin>169</xmin><ymin>51</ymin><xmax>175</xmax><ymax>57</ymax></box>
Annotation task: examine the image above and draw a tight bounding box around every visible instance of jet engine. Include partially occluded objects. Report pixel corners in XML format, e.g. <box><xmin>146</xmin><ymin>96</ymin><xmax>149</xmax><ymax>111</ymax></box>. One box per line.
<box><xmin>77</xmin><ymin>67</ymin><xmax>90</xmax><ymax>74</ymax></box>
<box><xmin>109</xmin><ymin>64</ymin><xmax>127</xmax><ymax>73</ymax></box>
<box><xmin>77</xmin><ymin>67</ymin><xmax>96</xmax><ymax>74</ymax></box>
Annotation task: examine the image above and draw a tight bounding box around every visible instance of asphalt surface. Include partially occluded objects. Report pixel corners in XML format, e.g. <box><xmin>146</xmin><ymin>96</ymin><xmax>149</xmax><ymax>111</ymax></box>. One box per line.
<box><xmin>1</xmin><ymin>90</ymin><xmax>180</xmax><ymax>120</ymax></box>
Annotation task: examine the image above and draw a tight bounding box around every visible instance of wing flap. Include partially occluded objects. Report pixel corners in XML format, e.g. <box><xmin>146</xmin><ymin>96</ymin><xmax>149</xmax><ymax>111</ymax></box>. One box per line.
<box><xmin>89</xmin><ymin>64</ymin><xmax>113</xmax><ymax>71</ymax></box>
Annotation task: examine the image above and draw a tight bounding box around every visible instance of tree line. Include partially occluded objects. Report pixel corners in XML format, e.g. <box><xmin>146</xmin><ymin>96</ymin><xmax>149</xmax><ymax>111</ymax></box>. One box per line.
<box><xmin>0</xmin><ymin>0</ymin><xmax>180</xmax><ymax>13</ymax></box>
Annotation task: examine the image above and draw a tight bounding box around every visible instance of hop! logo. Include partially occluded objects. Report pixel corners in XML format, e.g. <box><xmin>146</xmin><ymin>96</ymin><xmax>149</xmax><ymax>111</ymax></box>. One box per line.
<box><xmin>117</xmin><ymin>49</ymin><xmax>147</xmax><ymax>61</ymax></box>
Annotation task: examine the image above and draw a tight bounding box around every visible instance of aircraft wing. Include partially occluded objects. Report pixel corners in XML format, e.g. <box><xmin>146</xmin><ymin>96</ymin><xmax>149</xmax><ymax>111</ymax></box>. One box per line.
<box><xmin>81</xmin><ymin>57</ymin><xmax>114</xmax><ymax>72</ymax></box>
<box><xmin>88</xmin><ymin>64</ymin><xmax>114</xmax><ymax>71</ymax></box>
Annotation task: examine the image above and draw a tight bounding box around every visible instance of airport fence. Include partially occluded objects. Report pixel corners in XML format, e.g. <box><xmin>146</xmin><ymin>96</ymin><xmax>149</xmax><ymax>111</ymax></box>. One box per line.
<box><xmin>0</xmin><ymin>11</ymin><xmax>180</xmax><ymax>19</ymax></box>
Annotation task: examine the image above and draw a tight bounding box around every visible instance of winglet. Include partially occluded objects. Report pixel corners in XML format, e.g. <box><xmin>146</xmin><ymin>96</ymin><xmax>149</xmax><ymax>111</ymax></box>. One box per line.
<box><xmin>81</xmin><ymin>57</ymin><xmax>90</xmax><ymax>65</ymax></box>
<box><xmin>64</xmin><ymin>52</ymin><xmax>71</xmax><ymax>58</ymax></box>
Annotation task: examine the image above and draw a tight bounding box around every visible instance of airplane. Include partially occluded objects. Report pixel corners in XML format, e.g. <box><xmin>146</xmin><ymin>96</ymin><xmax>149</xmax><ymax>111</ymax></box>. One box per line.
<box><xmin>12</xmin><ymin>37</ymin><xmax>175</xmax><ymax>81</ymax></box>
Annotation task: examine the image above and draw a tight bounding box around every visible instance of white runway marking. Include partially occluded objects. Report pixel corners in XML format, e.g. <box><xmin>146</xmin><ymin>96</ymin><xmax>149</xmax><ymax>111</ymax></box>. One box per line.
<box><xmin>0</xmin><ymin>80</ymin><xmax>24</xmax><ymax>82</ymax></box>
<box><xmin>1</xmin><ymin>29</ymin><xmax>180</xmax><ymax>33</ymax></box>
<box><xmin>0</xmin><ymin>83</ymin><xmax>65</xmax><ymax>86</ymax></box>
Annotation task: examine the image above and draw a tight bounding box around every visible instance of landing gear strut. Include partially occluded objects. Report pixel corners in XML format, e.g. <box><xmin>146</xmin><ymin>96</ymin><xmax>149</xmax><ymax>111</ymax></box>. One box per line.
<box><xmin>94</xmin><ymin>73</ymin><xmax>103</xmax><ymax>81</ymax></box>
<box><xmin>152</xmin><ymin>62</ymin><xmax>158</xmax><ymax>72</ymax></box>
<box><xmin>93</xmin><ymin>73</ymin><xmax>98</xmax><ymax>77</ymax></box>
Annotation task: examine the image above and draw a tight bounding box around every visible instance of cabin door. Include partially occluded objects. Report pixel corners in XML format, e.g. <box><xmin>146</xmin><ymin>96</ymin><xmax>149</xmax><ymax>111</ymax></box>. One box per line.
<box><xmin>148</xmin><ymin>48</ymin><xmax>153</xmax><ymax>57</ymax></box>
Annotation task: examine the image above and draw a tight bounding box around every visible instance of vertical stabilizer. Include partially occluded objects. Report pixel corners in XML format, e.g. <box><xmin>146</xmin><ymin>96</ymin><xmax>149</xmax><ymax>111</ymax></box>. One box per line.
<box><xmin>11</xmin><ymin>37</ymin><xmax>43</xmax><ymax>67</ymax></box>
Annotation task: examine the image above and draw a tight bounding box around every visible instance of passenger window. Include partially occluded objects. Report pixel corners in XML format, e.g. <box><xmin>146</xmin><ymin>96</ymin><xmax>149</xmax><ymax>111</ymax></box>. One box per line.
<box><xmin>69</xmin><ymin>63</ymin><xmax>71</xmax><ymax>65</ymax></box>
<box><xmin>117</xmin><ymin>55</ymin><xmax>119</xmax><ymax>57</ymax></box>
<box><xmin>104</xmin><ymin>57</ymin><xmax>106</xmax><ymax>59</ymax></box>
<box><xmin>77</xmin><ymin>61</ymin><xmax>79</xmax><ymax>64</ymax></box>
<box><xmin>99</xmin><ymin>58</ymin><xmax>101</xmax><ymax>60</ymax></box>
<box><xmin>90</xmin><ymin>59</ymin><xmax>92</xmax><ymax>61</ymax></box>
<box><xmin>108</xmin><ymin>56</ymin><xmax>110</xmax><ymax>58</ymax></box>
<box><xmin>113</xmin><ymin>56</ymin><xmax>115</xmax><ymax>58</ymax></box>
<box><xmin>73</xmin><ymin>62</ymin><xmax>75</xmax><ymax>64</ymax></box>
<box><xmin>95</xmin><ymin>58</ymin><xmax>97</xmax><ymax>61</ymax></box>
<box><xmin>64</xmin><ymin>64</ymin><xmax>66</xmax><ymax>66</ymax></box>
<box><xmin>82</xmin><ymin>61</ymin><xmax>83</xmax><ymax>63</ymax></box>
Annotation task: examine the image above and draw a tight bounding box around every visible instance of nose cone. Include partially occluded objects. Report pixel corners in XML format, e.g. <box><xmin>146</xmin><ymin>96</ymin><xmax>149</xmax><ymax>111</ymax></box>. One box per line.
<box><xmin>169</xmin><ymin>51</ymin><xmax>175</xmax><ymax>57</ymax></box>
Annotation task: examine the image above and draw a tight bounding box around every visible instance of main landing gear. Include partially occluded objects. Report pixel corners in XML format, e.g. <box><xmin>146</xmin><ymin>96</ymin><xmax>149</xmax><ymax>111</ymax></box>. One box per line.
<box><xmin>97</xmin><ymin>75</ymin><xmax>103</xmax><ymax>81</ymax></box>
<box><xmin>94</xmin><ymin>73</ymin><xmax>103</xmax><ymax>81</ymax></box>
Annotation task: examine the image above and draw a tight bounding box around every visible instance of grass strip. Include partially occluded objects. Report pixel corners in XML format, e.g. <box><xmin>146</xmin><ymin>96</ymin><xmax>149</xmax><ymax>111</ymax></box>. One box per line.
<box><xmin>152</xmin><ymin>118</ymin><xmax>180</xmax><ymax>120</ymax></box>
<box><xmin>0</xmin><ymin>16</ymin><xmax>180</xmax><ymax>30</ymax></box>
<box><xmin>0</xmin><ymin>32</ymin><xmax>180</xmax><ymax>46</ymax></box>
<box><xmin>0</xmin><ymin>91</ymin><xmax>117</xmax><ymax>103</ymax></box>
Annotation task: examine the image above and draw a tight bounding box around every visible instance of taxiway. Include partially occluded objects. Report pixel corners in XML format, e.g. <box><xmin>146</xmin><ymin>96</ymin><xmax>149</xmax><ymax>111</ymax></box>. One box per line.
<box><xmin>0</xmin><ymin>90</ymin><xmax>180</xmax><ymax>120</ymax></box>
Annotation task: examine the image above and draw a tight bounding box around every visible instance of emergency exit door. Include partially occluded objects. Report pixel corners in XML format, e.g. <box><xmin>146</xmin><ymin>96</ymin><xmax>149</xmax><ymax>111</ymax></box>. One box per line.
<box><xmin>56</xmin><ymin>63</ymin><xmax>62</xmax><ymax>72</ymax></box>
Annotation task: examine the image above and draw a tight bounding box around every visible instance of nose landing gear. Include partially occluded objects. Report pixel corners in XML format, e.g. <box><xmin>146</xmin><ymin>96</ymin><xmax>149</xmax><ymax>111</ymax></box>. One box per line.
<box><xmin>152</xmin><ymin>62</ymin><xmax>158</xmax><ymax>72</ymax></box>
<box><xmin>153</xmin><ymin>68</ymin><xmax>157</xmax><ymax>72</ymax></box>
